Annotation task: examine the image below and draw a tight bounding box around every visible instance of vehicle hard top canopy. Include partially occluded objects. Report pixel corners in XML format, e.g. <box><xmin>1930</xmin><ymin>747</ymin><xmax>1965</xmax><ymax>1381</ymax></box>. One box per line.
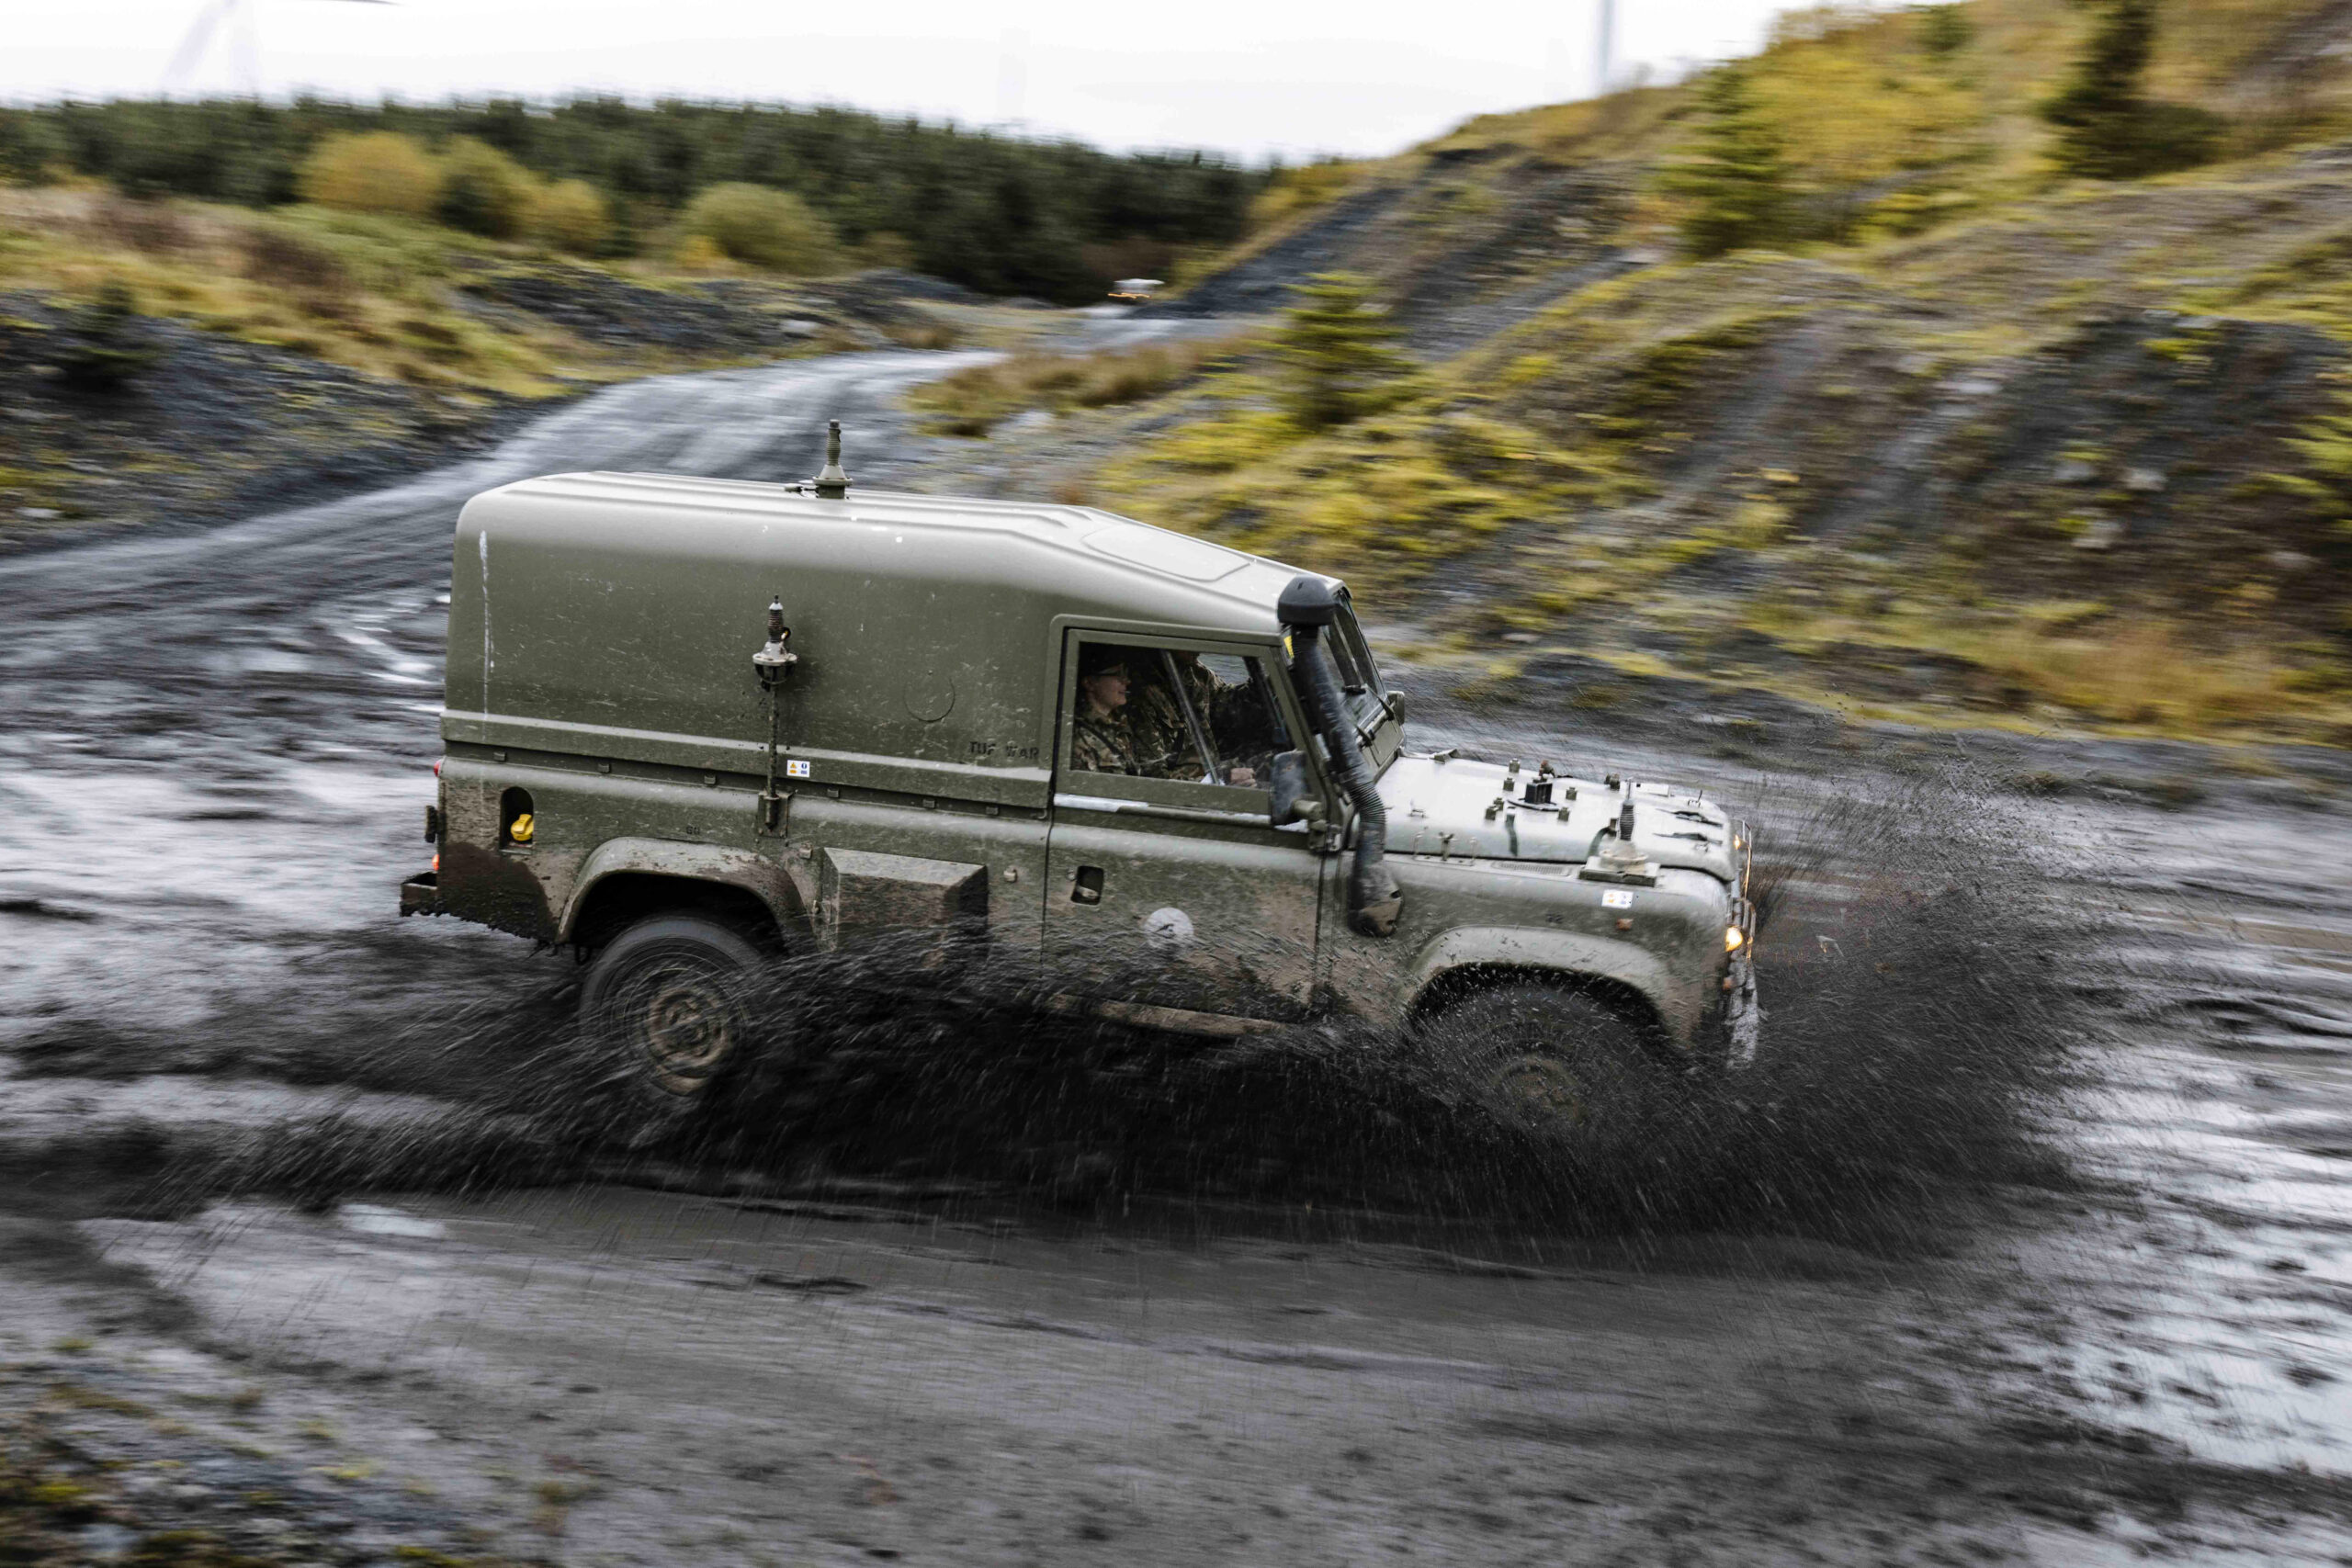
<box><xmin>443</xmin><ymin>472</ymin><xmax>1315</xmax><ymax>803</ymax></box>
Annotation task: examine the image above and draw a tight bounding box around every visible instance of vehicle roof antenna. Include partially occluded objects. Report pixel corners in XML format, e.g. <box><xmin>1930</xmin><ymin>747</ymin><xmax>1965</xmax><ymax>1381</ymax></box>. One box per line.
<box><xmin>814</xmin><ymin>420</ymin><xmax>851</xmax><ymax>500</ymax></box>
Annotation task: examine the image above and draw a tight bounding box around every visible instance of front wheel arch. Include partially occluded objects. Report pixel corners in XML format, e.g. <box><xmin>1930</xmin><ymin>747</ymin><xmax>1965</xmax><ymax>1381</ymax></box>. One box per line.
<box><xmin>1409</xmin><ymin>964</ymin><xmax>1668</xmax><ymax>1053</ymax></box>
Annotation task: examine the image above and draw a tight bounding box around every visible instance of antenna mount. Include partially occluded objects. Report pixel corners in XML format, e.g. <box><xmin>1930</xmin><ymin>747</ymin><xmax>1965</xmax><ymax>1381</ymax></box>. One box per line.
<box><xmin>813</xmin><ymin>421</ymin><xmax>851</xmax><ymax>500</ymax></box>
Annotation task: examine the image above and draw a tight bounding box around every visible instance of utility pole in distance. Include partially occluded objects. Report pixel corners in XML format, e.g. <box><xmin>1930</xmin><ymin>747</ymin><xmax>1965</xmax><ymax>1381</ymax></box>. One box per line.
<box><xmin>1596</xmin><ymin>0</ymin><xmax>1617</xmax><ymax>97</ymax></box>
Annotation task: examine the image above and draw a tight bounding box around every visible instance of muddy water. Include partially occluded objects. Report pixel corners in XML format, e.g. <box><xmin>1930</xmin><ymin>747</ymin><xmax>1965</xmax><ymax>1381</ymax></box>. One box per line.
<box><xmin>1415</xmin><ymin>704</ymin><xmax>2352</xmax><ymax>1481</ymax></box>
<box><xmin>4</xmin><ymin>331</ymin><xmax>2352</xmax><ymax>1559</ymax></box>
<box><xmin>0</xmin><ymin>348</ymin><xmax>1012</xmax><ymax>1032</ymax></box>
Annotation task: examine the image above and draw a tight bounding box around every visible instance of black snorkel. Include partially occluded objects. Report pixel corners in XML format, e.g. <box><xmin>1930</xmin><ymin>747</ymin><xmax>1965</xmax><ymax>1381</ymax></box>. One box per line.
<box><xmin>1279</xmin><ymin>575</ymin><xmax>1402</xmax><ymax>938</ymax></box>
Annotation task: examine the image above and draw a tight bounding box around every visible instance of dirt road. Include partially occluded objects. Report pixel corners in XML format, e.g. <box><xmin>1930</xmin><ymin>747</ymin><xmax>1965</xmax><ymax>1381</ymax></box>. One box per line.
<box><xmin>4</xmin><ymin>333</ymin><xmax>2351</xmax><ymax>1565</ymax></box>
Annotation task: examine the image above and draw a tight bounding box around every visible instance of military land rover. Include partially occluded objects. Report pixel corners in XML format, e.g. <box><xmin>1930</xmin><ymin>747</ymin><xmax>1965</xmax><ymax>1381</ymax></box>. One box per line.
<box><xmin>403</xmin><ymin>428</ymin><xmax>1758</xmax><ymax>1119</ymax></box>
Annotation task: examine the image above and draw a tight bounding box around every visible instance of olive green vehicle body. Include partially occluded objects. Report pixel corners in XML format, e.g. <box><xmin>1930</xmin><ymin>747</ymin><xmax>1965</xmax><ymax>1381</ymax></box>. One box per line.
<box><xmin>409</xmin><ymin>471</ymin><xmax>1755</xmax><ymax>1054</ymax></box>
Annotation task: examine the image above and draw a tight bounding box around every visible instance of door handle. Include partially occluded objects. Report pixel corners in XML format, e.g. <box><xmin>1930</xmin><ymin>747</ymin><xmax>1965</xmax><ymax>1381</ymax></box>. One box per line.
<box><xmin>1070</xmin><ymin>865</ymin><xmax>1104</xmax><ymax>905</ymax></box>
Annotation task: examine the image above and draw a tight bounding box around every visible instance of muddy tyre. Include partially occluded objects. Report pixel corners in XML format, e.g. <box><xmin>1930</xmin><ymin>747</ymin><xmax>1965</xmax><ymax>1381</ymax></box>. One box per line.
<box><xmin>579</xmin><ymin>914</ymin><xmax>763</xmax><ymax>1131</ymax></box>
<box><xmin>1422</xmin><ymin>983</ymin><xmax>1662</xmax><ymax>1134</ymax></box>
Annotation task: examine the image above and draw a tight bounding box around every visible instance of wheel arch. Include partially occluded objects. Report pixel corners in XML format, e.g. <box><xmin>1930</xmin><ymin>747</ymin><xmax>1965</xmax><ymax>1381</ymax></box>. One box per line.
<box><xmin>1401</xmin><ymin>926</ymin><xmax>1697</xmax><ymax>1046</ymax></box>
<box><xmin>562</xmin><ymin>838</ymin><xmax>806</xmax><ymax>953</ymax></box>
<box><xmin>1409</xmin><ymin>963</ymin><xmax>1667</xmax><ymax>1041</ymax></box>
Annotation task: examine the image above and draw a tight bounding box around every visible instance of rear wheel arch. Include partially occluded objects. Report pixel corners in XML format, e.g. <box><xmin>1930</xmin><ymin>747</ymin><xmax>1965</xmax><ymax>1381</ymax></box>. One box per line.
<box><xmin>568</xmin><ymin>871</ymin><xmax>792</xmax><ymax>955</ymax></box>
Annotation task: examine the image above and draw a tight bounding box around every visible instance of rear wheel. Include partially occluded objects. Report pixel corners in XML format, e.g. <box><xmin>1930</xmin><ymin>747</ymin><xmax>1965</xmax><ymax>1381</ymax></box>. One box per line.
<box><xmin>1421</xmin><ymin>983</ymin><xmax>1663</xmax><ymax>1133</ymax></box>
<box><xmin>579</xmin><ymin>913</ymin><xmax>764</xmax><ymax>1128</ymax></box>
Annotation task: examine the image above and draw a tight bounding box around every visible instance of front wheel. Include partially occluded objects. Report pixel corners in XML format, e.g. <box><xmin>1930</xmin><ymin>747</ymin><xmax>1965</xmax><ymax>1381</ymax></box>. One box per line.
<box><xmin>578</xmin><ymin>913</ymin><xmax>764</xmax><ymax>1132</ymax></box>
<box><xmin>1420</xmin><ymin>983</ymin><xmax>1665</xmax><ymax>1134</ymax></box>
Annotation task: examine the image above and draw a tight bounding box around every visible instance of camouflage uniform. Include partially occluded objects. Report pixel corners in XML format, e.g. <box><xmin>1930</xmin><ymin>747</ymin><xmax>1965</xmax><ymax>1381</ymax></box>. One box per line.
<box><xmin>1070</xmin><ymin>709</ymin><xmax>1136</xmax><ymax>775</ymax></box>
<box><xmin>1129</xmin><ymin>658</ymin><xmax>1224</xmax><ymax>779</ymax></box>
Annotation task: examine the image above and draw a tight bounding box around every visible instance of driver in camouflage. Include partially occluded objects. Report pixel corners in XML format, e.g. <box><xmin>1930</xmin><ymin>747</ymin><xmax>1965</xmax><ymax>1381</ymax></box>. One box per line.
<box><xmin>1126</xmin><ymin>653</ymin><xmax>1217</xmax><ymax>779</ymax></box>
<box><xmin>1131</xmin><ymin>652</ymin><xmax>1272</xmax><ymax>785</ymax></box>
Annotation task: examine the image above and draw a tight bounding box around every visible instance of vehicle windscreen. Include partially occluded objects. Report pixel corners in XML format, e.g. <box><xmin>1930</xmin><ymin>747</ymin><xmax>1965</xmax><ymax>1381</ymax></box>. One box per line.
<box><xmin>1329</xmin><ymin>595</ymin><xmax>1399</xmax><ymax>766</ymax></box>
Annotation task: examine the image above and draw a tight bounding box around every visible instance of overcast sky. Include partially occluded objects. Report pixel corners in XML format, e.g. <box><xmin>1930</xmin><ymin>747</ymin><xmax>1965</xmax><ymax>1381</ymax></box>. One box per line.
<box><xmin>9</xmin><ymin>1</ymin><xmax>1866</xmax><ymax>163</ymax></box>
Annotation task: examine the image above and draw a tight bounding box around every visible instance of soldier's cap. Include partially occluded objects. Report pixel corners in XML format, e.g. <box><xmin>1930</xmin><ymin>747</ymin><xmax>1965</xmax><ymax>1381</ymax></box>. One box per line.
<box><xmin>1078</xmin><ymin>645</ymin><xmax>1136</xmax><ymax>681</ymax></box>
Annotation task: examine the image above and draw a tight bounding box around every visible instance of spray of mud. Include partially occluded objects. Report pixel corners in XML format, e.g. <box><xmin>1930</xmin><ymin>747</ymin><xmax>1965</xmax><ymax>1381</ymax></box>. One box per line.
<box><xmin>672</xmin><ymin>761</ymin><xmax>2091</xmax><ymax>1241</ymax></box>
<box><xmin>9</xmin><ymin>758</ymin><xmax>2098</xmax><ymax>1246</ymax></box>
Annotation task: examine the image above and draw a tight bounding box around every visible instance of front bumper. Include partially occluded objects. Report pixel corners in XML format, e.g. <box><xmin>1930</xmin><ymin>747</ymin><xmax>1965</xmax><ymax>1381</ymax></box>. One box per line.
<box><xmin>399</xmin><ymin>871</ymin><xmax>444</xmax><ymax>917</ymax></box>
<box><xmin>1723</xmin><ymin>945</ymin><xmax>1761</xmax><ymax>1067</ymax></box>
<box><xmin>1723</xmin><ymin>816</ymin><xmax>1761</xmax><ymax>1066</ymax></box>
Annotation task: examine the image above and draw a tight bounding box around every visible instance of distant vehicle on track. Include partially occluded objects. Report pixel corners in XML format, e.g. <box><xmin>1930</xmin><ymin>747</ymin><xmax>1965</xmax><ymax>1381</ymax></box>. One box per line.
<box><xmin>402</xmin><ymin>424</ymin><xmax>1758</xmax><ymax>1124</ymax></box>
<box><xmin>1108</xmin><ymin>277</ymin><xmax>1165</xmax><ymax>301</ymax></box>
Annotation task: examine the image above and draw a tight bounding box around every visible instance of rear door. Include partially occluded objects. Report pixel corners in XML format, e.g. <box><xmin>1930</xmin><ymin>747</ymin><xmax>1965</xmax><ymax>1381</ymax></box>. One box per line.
<box><xmin>1044</xmin><ymin>631</ymin><xmax>1326</xmax><ymax>1021</ymax></box>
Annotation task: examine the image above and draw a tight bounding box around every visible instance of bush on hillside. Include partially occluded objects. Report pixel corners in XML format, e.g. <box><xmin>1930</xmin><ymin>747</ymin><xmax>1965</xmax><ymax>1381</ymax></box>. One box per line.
<box><xmin>58</xmin><ymin>280</ymin><xmax>160</xmax><ymax>394</ymax></box>
<box><xmin>1917</xmin><ymin>4</ymin><xmax>1972</xmax><ymax>59</ymax></box>
<box><xmin>1663</xmin><ymin>62</ymin><xmax>1794</xmax><ymax>258</ymax></box>
<box><xmin>529</xmin><ymin>178</ymin><xmax>610</xmax><ymax>254</ymax></box>
<box><xmin>677</xmin><ymin>183</ymin><xmax>842</xmax><ymax>275</ymax></box>
<box><xmin>2041</xmin><ymin>0</ymin><xmax>2222</xmax><ymax>181</ymax></box>
<box><xmin>1272</xmin><ymin>273</ymin><xmax>1419</xmax><ymax>431</ymax></box>
<box><xmin>297</xmin><ymin>131</ymin><xmax>441</xmax><ymax>220</ymax></box>
<box><xmin>435</xmin><ymin>138</ymin><xmax>537</xmax><ymax>239</ymax></box>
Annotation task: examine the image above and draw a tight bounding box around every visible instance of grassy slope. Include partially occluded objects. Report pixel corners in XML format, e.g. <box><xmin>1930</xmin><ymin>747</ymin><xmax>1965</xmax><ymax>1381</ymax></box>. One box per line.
<box><xmin>1065</xmin><ymin>0</ymin><xmax>2352</xmax><ymax>744</ymax></box>
<box><xmin>0</xmin><ymin>185</ymin><xmax>969</xmax><ymax>544</ymax></box>
<box><xmin>0</xmin><ymin>185</ymin><xmax>926</xmax><ymax>396</ymax></box>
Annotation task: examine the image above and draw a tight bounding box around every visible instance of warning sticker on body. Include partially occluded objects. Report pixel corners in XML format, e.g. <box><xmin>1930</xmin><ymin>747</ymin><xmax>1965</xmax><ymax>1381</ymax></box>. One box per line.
<box><xmin>1601</xmin><ymin>890</ymin><xmax>1634</xmax><ymax>909</ymax></box>
<box><xmin>785</xmin><ymin>760</ymin><xmax>811</xmax><ymax>779</ymax></box>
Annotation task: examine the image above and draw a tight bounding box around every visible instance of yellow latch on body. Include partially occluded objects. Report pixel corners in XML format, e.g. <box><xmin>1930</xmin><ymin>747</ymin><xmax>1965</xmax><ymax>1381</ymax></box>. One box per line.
<box><xmin>509</xmin><ymin>812</ymin><xmax>535</xmax><ymax>844</ymax></box>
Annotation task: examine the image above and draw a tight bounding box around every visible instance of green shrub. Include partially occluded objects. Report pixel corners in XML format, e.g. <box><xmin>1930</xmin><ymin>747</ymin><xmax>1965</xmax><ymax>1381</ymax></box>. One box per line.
<box><xmin>1917</xmin><ymin>5</ymin><xmax>1973</xmax><ymax>60</ymax></box>
<box><xmin>435</xmin><ymin>138</ymin><xmax>537</xmax><ymax>240</ymax></box>
<box><xmin>1272</xmin><ymin>273</ymin><xmax>1419</xmax><ymax>431</ymax></box>
<box><xmin>676</xmin><ymin>183</ymin><xmax>843</xmax><ymax>275</ymax></box>
<box><xmin>1661</xmin><ymin>62</ymin><xmax>1793</xmax><ymax>259</ymax></box>
<box><xmin>57</xmin><ymin>280</ymin><xmax>160</xmax><ymax>393</ymax></box>
<box><xmin>530</xmin><ymin>177</ymin><xmax>610</xmax><ymax>254</ymax></box>
<box><xmin>296</xmin><ymin>131</ymin><xmax>441</xmax><ymax>220</ymax></box>
<box><xmin>2041</xmin><ymin>0</ymin><xmax>2222</xmax><ymax>181</ymax></box>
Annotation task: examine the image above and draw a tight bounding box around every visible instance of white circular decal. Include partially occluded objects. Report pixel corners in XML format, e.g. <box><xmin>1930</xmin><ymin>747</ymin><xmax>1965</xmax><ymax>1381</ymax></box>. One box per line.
<box><xmin>1142</xmin><ymin>907</ymin><xmax>1195</xmax><ymax>951</ymax></box>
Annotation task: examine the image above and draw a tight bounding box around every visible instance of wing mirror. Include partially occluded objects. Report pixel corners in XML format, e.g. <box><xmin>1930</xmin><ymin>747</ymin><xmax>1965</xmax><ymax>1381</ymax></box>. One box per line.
<box><xmin>1268</xmin><ymin>750</ymin><xmax>1321</xmax><ymax>829</ymax></box>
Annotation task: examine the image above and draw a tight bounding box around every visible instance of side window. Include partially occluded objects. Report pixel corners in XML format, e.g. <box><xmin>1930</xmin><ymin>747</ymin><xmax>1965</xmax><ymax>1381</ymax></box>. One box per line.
<box><xmin>1065</xmin><ymin>640</ymin><xmax>1293</xmax><ymax>795</ymax></box>
<box><xmin>1191</xmin><ymin>652</ymin><xmax>1294</xmax><ymax>787</ymax></box>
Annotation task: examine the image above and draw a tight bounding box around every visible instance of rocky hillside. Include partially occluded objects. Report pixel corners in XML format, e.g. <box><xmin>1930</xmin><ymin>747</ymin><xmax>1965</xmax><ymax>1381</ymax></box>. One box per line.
<box><xmin>1023</xmin><ymin>0</ymin><xmax>2352</xmax><ymax>744</ymax></box>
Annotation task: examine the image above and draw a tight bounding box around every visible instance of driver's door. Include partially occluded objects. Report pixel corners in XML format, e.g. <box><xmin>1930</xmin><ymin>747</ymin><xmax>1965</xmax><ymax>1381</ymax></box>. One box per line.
<box><xmin>1043</xmin><ymin>632</ymin><xmax>1327</xmax><ymax>1021</ymax></box>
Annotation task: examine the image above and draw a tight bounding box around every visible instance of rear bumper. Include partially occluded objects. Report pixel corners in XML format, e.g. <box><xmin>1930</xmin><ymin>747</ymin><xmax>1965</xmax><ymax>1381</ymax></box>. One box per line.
<box><xmin>399</xmin><ymin>871</ymin><xmax>444</xmax><ymax>918</ymax></box>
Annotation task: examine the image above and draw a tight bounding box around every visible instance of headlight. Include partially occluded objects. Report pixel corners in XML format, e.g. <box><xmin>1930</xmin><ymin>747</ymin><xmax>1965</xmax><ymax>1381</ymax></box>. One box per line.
<box><xmin>1725</xmin><ymin>925</ymin><xmax>1745</xmax><ymax>953</ymax></box>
